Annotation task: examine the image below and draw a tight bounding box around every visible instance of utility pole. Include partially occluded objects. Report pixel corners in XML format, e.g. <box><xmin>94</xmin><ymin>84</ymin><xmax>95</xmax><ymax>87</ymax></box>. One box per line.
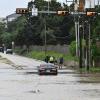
<box><xmin>44</xmin><ymin>0</ymin><xmax>51</xmax><ymax>57</ymax></box>
<box><xmin>66</xmin><ymin>1</ymin><xmax>79</xmax><ymax>57</ymax></box>
<box><xmin>79</xmin><ymin>5</ymin><xmax>85</xmax><ymax>68</ymax></box>
<box><xmin>74</xmin><ymin>0</ymin><xmax>79</xmax><ymax>57</ymax></box>
<box><xmin>84</xmin><ymin>22</ymin><xmax>91</xmax><ymax>71</ymax></box>
<box><xmin>75</xmin><ymin>2</ymin><xmax>80</xmax><ymax>58</ymax></box>
<box><xmin>85</xmin><ymin>21</ymin><xmax>89</xmax><ymax>71</ymax></box>
<box><xmin>44</xmin><ymin>18</ymin><xmax>47</xmax><ymax>57</ymax></box>
<box><xmin>75</xmin><ymin>21</ymin><xmax>79</xmax><ymax>57</ymax></box>
<box><xmin>66</xmin><ymin>0</ymin><xmax>85</xmax><ymax>68</ymax></box>
<box><xmin>89</xmin><ymin>22</ymin><xmax>91</xmax><ymax>68</ymax></box>
<box><xmin>78</xmin><ymin>0</ymin><xmax>85</xmax><ymax>68</ymax></box>
<box><xmin>79</xmin><ymin>20</ymin><xmax>83</xmax><ymax>68</ymax></box>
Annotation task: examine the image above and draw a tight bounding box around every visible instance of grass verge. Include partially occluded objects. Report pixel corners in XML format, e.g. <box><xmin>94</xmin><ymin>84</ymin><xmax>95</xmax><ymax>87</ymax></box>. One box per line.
<box><xmin>79</xmin><ymin>67</ymin><xmax>100</xmax><ymax>73</ymax></box>
<box><xmin>23</xmin><ymin>50</ymin><xmax>78</xmax><ymax>61</ymax></box>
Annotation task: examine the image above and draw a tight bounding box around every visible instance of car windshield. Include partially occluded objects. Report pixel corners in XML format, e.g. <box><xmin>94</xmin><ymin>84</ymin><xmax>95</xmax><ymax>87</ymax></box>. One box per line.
<box><xmin>40</xmin><ymin>64</ymin><xmax>54</xmax><ymax>68</ymax></box>
<box><xmin>45</xmin><ymin>64</ymin><xmax>55</xmax><ymax>68</ymax></box>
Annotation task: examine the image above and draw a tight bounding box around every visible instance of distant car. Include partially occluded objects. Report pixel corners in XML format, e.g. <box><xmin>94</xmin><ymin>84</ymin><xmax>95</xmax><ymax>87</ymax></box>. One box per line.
<box><xmin>38</xmin><ymin>63</ymin><xmax>58</xmax><ymax>75</ymax></box>
<box><xmin>6</xmin><ymin>49</ymin><xmax>13</xmax><ymax>54</ymax></box>
<box><xmin>0</xmin><ymin>47</ymin><xmax>3</xmax><ymax>52</ymax></box>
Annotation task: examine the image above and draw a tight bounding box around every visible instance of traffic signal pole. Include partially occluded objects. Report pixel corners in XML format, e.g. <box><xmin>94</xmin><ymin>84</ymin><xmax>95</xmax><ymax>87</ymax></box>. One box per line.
<box><xmin>44</xmin><ymin>18</ymin><xmax>47</xmax><ymax>57</ymax></box>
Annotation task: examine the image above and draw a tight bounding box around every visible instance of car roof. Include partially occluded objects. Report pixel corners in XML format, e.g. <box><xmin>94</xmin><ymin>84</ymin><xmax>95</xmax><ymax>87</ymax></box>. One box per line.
<box><xmin>7</xmin><ymin>49</ymin><xmax>12</xmax><ymax>50</ymax></box>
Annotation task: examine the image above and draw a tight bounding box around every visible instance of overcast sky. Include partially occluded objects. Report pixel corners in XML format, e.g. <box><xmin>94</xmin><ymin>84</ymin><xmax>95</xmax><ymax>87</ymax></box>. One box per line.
<box><xmin>0</xmin><ymin>0</ymin><xmax>66</xmax><ymax>17</ymax></box>
<box><xmin>0</xmin><ymin>0</ymin><xmax>98</xmax><ymax>17</ymax></box>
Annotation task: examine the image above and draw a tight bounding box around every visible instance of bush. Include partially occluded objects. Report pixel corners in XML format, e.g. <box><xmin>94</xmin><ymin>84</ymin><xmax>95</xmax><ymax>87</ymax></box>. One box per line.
<box><xmin>69</xmin><ymin>41</ymin><xmax>76</xmax><ymax>56</ymax></box>
<box><xmin>92</xmin><ymin>44</ymin><xmax>100</xmax><ymax>60</ymax></box>
<box><xmin>15</xmin><ymin>48</ymin><xmax>27</xmax><ymax>55</ymax></box>
<box><xmin>69</xmin><ymin>40</ymin><xmax>86</xmax><ymax>56</ymax></box>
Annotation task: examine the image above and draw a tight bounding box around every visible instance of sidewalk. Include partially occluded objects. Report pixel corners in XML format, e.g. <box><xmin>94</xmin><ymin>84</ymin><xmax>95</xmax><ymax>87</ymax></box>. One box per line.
<box><xmin>0</xmin><ymin>53</ymin><xmax>44</xmax><ymax>69</ymax></box>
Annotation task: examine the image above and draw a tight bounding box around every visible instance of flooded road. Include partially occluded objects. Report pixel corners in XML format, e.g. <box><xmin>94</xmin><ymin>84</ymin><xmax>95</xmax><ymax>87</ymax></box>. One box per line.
<box><xmin>0</xmin><ymin>63</ymin><xmax>100</xmax><ymax>100</ymax></box>
<box><xmin>0</xmin><ymin>53</ymin><xmax>100</xmax><ymax>100</ymax></box>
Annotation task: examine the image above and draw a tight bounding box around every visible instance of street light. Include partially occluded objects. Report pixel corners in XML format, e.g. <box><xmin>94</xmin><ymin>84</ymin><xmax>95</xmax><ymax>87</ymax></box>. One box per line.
<box><xmin>12</xmin><ymin>41</ymin><xmax>15</xmax><ymax>54</ymax></box>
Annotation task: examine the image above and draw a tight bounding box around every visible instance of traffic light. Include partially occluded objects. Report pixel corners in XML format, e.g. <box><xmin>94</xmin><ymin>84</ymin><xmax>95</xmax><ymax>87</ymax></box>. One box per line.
<box><xmin>86</xmin><ymin>11</ymin><xmax>98</xmax><ymax>17</ymax></box>
<box><xmin>16</xmin><ymin>8</ymin><xmax>29</xmax><ymax>14</ymax></box>
<box><xmin>57</xmin><ymin>11</ymin><xmax>69</xmax><ymax>16</ymax></box>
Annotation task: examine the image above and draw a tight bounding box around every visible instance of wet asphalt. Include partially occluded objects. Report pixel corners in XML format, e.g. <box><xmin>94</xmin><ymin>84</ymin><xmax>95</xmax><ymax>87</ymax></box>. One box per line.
<box><xmin>0</xmin><ymin>53</ymin><xmax>100</xmax><ymax>100</ymax></box>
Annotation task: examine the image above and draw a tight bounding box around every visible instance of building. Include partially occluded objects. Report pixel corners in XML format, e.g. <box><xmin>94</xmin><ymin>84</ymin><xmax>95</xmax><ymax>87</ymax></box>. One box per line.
<box><xmin>0</xmin><ymin>18</ymin><xmax>6</xmax><ymax>23</ymax></box>
<box><xmin>6</xmin><ymin>13</ymin><xmax>21</xmax><ymax>22</ymax></box>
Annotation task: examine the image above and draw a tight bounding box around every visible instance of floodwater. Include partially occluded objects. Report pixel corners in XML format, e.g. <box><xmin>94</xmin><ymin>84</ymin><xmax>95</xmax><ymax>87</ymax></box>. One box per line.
<box><xmin>0</xmin><ymin>53</ymin><xmax>100</xmax><ymax>100</ymax></box>
<box><xmin>0</xmin><ymin>63</ymin><xmax>100</xmax><ymax>100</ymax></box>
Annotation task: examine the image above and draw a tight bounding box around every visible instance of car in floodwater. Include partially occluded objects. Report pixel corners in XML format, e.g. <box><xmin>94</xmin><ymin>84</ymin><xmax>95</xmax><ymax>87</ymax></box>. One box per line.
<box><xmin>0</xmin><ymin>47</ymin><xmax>3</xmax><ymax>52</ymax></box>
<box><xmin>6</xmin><ymin>49</ymin><xmax>13</xmax><ymax>54</ymax></box>
<box><xmin>38</xmin><ymin>63</ymin><xmax>58</xmax><ymax>75</ymax></box>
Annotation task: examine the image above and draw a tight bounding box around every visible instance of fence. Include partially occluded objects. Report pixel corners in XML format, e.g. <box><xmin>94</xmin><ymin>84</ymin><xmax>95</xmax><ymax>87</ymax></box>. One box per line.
<box><xmin>17</xmin><ymin>44</ymin><xmax>69</xmax><ymax>54</ymax></box>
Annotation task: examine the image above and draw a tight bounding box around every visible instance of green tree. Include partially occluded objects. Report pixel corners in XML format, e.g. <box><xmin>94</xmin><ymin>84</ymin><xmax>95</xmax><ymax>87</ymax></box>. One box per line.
<box><xmin>69</xmin><ymin>41</ymin><xmax>76</xmax><ymax>56</ymax></box>
<box><xmin>0</xmin><ymin>22</ymin><xmax>6</xmax><ymax>46</ymax></box>
<box><xmin>1</xmin><ymin>32</ymin><xmax>13</xmax><ymax>48</ymax></box>
<box><xmin>3</xmin><ymin>0</ymin><xmax>83</xmax><ymax>47</ymax></box>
